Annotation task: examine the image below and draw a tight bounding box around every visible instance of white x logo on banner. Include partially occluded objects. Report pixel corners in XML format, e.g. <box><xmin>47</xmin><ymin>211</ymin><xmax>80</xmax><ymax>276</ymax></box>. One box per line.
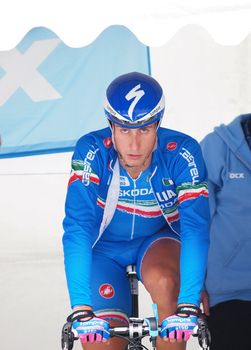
<box><xmin>0</xmin><ymin>38</ymin><xmax>62</xmax><ymax>106</ymax></box>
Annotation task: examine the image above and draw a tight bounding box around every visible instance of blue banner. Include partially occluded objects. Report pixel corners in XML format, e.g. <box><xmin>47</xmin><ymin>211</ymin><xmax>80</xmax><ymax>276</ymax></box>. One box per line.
<box><xmin>0</xmin><ymin>26</ymin><xmax>150</xmax><ymax>158</ymax></box>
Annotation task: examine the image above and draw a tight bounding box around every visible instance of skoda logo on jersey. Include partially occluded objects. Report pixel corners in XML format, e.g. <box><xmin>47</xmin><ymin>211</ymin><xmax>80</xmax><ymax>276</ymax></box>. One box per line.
<box><xmin>125</xmin><ymin>84</ymin><xmax>145</xmax><ymax>121</ymax></box>
<box><xmin>99</xmin><ymin>283</ymin><xmax>115</xmax><ymax>299</ymax></box>
<box><xmin>119</xmin><ymin>187</ymin><xmax>153</xmax><ymax>197</ymax></box>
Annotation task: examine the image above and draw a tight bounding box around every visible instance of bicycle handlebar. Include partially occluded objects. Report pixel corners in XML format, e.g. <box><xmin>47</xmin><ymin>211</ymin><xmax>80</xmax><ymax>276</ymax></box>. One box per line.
<box><xmin>109</xmin><ymin>316</ymin><xmax>158</xmax><ymax>341</ymax></box>
<box><xmin>110</xmin><ymin>317</ymin><xmax>211</xmax><ymax>349</ymax></box>
<box><xmin>110</xmin><ymin>326</ymin><xmax>150</xmax><ymax>337</ymax></box>
<box><xmin>61</xmin><ymin>315</ymin><xmax>211</xmax><ymax>350</ymax></box>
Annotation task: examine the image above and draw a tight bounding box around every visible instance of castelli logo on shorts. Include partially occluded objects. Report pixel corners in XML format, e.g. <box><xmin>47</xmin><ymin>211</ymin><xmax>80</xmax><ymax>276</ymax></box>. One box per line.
<box><xmin>99</xmin><ymin>283</ymin><xmax>115</xmax><ymax>299</ymax></box>
<box><xmin>103</xmin><ymin>137</ymin><xmax>112</xmax><ymax>148</ymax></box>
<box><xmin>167</xmin><ymin>142</ymin><xmax>177</xmax><ymax>151</ymax></box>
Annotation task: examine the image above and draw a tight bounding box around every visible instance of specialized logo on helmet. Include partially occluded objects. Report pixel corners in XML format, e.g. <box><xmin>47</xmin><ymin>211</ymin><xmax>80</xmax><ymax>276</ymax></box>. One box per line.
<box><xmin>126</xmin><ymin>84</ymin><xmax>145</xmax><ymax>120</ymax></box>
<box><xmin>99</xmin><ymin>283</ymin><xmax>115</xmax><ymax>299</ymax></box>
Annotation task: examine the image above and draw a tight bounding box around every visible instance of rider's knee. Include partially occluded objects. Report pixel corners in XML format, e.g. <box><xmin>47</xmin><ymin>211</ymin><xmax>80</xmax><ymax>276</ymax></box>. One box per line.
<box><xmin>143</xmin><ymin>266</ymin><xmax>179</xmax><ymax>297</ymax></box>
<box><xmin>159</xmin><ymin>273</ymin><xmax>179</xmax><ymax>296</ymax></box>
<box><xmin>145</xmin><ymin>271</ymin><xmax>179</xmax><ymax>320</ymax></box>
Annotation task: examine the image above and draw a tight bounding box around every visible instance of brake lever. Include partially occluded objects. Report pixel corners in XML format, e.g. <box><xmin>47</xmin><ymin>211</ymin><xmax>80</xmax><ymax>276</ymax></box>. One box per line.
<box><xmin>193</xmin><ymin>316</ymin><xmax>211</xmax><ymax>350</ymax></box>
<box><xmin>61</xmin><ymin>322</ymin><xmax>78</xmax><ymax>350</ymax></box>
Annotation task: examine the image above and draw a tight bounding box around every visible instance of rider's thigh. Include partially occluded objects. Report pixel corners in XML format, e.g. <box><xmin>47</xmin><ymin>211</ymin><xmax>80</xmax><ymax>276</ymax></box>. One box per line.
<box><xmin>137</xmin><ymin>236</ymin><xmax>181</xmax><ymax>320</ymax></box>
<box><xmin>140</xmin><ymin>237</ymin><xmax>180</xmax><ymax>281</ymax></box>
<box><xmin>91</xmin><ymin>252</ymin><xmax>132</xmax><ymax>317</ymax></box>
<box><xmin>82</xmin><ymin>254</ymin><xmax>131</xmax><ymax>349</ymax></box>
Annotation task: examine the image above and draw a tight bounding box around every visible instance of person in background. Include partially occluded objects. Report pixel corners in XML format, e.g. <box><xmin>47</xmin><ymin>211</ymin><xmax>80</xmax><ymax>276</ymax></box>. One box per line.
<box><xmin>200</xmin><ymin>114</ymin><xmax>251</xmax><ymax>350</ymax></box>
<box><xmin>63</xmin><ymin>72</ymin><xmax>210</xmax><ymax>349</ymax></box>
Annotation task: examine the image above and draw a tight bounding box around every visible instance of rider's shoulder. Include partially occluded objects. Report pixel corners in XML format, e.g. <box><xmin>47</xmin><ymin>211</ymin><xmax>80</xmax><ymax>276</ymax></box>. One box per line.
<box><xmin>75</xmin><ymin>127</ymin><xmax>113</xmax><ymax>151</ymax></box>
<box><xmin>157</xmin><ymin>127</ymin><xmax>199</xmax><ymax>154</ymax></box>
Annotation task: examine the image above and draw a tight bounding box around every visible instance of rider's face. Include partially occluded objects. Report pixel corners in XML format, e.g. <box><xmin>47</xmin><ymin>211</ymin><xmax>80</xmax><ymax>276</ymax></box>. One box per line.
<box><xmin>113</xmin><ymin>123</ymin><xmax>157</xmax><ymax>175</ymax></box>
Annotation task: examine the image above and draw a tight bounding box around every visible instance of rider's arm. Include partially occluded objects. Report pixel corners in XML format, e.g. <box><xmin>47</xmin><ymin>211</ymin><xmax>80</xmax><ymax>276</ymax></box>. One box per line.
<box><xmin>63</xmin><ymin>135</ymin><xmax>102</xmax><ymax>309</ymax></box>
<box><xmin>172</xmin><ymin>137</ymin><xmax>210</xmax><ymax>307</ymax></box>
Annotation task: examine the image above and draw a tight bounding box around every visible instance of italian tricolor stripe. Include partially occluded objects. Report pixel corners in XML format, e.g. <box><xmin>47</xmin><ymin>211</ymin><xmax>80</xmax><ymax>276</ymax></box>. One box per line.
<box><xmin>68</xmin><ymin>160</ymin><xmax>84</xmax><ymax>186</ymax></box>
<box><xmin>177</xmin><ymin>182</ymin><xmax>208</xmax><ymax>204</ymax></box>
<box><xmin>97</xmin><ymin>197</ymin><xmax>162</xmax><ymax>218</ymax></box>
<box><xmin>96</xmin><ymin>311</ymin><xmax>129</xmax><ymax>325</ymax></box>
<box><xmin>97</xmin><ymin>197</ymin><xmax>105</xmax><ymax>208</ymax></box>
<box><xmin>72</xmin><ymin>160</ymin><xmax>84</xmax><ymax>171</ymax></box>
<box><xmin>90</xmin><ymin>172</ymin><xmax>100</xmax><ymax>184</ymax></box>
<box><xmin>68</xmin><ymin>171</ymin><xmax>82</xmax><ymax>186</ymax></box>
<box><xmin>116</xmin><ymin>202</ymin><xmax>162</xmax><ymax>217</ymax></box>
<box><xmin>164</xmin><ymin>209</ymin><xmax>179</xmax><ymax>223</ymax></box>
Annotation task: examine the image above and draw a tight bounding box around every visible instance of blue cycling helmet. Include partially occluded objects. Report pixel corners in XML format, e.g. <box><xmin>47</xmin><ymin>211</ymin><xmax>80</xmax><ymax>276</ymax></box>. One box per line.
<box><xmin>104</xmin><ymin>72</ymin><xmax>165</xmax><ymax>128</ymax></box>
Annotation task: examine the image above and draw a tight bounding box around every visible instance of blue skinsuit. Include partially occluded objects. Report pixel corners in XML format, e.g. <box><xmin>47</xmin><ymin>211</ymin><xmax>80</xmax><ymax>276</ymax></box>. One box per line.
<box><xmin>63</xmin><ymin>127</ymin><xmax>210</xmax><ymax>313</ymax></box>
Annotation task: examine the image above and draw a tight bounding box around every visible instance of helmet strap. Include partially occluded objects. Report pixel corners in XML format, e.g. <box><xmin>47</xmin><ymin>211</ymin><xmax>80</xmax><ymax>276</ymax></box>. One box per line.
<box><xmin>110</xmin><ymin>123</ymin><xmax>117</xmax><ymax>151</ymax></box>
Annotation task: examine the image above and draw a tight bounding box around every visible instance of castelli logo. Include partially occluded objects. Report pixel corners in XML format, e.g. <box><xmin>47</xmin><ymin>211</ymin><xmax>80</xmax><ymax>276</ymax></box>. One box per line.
<box><xmin>99</xmin><ymin>283</ymin><xmax>115</xmax><ymax>299</ymax></box>
<box><xmin>167</xmin><ymin>142</ymin><xmax>177</xmax><ymax>151</ymax></box>
<box><xmin>103</xmin><ymin>137</ymin><xmax>112</xmax><ymax>148</ymax></box>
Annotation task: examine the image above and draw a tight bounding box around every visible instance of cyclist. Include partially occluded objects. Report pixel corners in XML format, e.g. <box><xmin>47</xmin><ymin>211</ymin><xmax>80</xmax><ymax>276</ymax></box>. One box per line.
<box><xmin>63</xmin><ymin>72</ymin><xmax>210</xmax><ymax>350</ymax></box>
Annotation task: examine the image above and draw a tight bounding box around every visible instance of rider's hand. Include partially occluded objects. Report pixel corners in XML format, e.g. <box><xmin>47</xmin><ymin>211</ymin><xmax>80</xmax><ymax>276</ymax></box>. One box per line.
<box><xmin>73</xmin><ymin>316</ymin><xmax>110</xmax><ymax>344</ymax></box>
<box><xmin>160</xmin><ymin>304</ymin><xmax>200</xmax><ymax>342</ymax></box>
<box><xmin>67</xmin><ymin>309</ymin><xmax>110</xmax><ymax>344</ymax></box>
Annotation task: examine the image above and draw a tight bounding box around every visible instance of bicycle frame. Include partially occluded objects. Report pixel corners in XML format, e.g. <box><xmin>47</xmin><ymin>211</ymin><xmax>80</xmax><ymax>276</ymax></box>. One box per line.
<box><xmin>110</xmin><ymin>315</ymin><xmax>158</xmax><ymax>350</ymax></box>
<box><xmin>126</xmin><ymin>264</ymin><xmax>139</xmax><ymax>317</ymax></box>
<box><xmin>126</xmin><ymin>265</ymin><xmax>211</xmax><ymax>350</ymax></box>
<box><xmin>126</xmin><ymin>265</ymin><xmax>155</xmax><ymax>349</ymax></box>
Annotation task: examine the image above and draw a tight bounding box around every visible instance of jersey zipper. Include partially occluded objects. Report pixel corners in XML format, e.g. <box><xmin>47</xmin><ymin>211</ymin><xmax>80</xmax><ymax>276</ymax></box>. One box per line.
<box><xmin>131</xmin><ymin>179</ymin><xmax>137</xmax><ymax>240</ymax></box>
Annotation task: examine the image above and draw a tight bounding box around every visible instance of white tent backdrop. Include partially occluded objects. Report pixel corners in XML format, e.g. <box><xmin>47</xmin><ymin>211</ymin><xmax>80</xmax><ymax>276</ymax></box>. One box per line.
<box><xmin>152</xmin><ymin>25</ymin><xmax>251</xmax><ymax>137</ymax></box>
<box><xmin>1</xmin><ymin>0</ymin><xmax>251</xmax><ymax>48</ymax></box>
<box><xmin>1</xmin><ymin>3</ymin><xmax>251</xmax><ymax>350</ymax></box>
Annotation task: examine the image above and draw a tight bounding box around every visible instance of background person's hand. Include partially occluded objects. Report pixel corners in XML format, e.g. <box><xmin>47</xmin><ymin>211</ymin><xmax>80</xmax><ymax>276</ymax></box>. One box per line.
<box><xmin>200</xmin><ymin>289</ymin><xmax>210</xmax><ymax>316</ymax></box>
